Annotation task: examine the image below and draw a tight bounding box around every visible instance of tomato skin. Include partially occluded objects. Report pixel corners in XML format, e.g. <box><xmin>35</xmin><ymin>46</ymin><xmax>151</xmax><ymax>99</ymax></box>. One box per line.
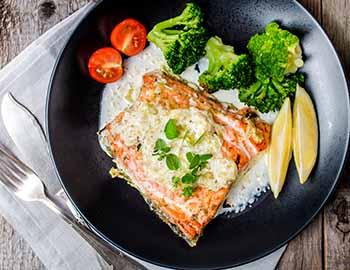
<box><xmin>110</xmin><ymin>18</ymin><xmax>147</xmax><ymax>56</ymax></box>
<box><xmin>88</xmin><ymin>47</ymin><xmax>123</xmax><ymax>83</ymax></box>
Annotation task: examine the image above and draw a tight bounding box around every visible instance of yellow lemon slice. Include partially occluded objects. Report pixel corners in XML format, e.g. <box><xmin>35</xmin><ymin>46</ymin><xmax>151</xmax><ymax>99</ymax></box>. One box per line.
<box><xmin>293</xmin><ymin>85</ymin><xmax>318</xmax><ymax>184</ymax></box>
<box><xmin>268</xmin><ymin>98</ymin><xmax>293</xmax><ymax>198</ymax></box>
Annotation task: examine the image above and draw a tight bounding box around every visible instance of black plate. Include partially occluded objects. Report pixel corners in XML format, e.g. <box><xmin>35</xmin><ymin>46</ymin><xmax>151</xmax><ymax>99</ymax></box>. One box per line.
<box><xmin>46</xmin><ymin>0</ymin><xmax>350</xmax><ymax>269</ymax></box>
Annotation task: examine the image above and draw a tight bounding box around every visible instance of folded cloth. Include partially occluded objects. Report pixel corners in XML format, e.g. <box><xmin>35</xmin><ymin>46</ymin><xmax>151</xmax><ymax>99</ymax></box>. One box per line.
<box><xmin>0</xmin><ymin>2</ymin><xmax>285</xmax><ymax>270</ymax></box>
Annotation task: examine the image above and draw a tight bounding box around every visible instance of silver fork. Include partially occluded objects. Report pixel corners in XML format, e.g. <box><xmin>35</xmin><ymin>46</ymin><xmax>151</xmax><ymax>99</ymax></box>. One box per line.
<box><xmin>0</xmin><ymin>144</ymin><xmax>145</xmax><ymax>269</ymax></box>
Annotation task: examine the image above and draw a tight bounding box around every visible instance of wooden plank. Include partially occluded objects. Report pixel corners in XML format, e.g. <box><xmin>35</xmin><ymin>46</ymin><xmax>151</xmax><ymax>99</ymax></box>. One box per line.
<box><xmin>322</xmin><ymin>0</ymin><xmax>350</xmax><ymax>75</ymax></box>
<box><xmin>324</xmin><ymin>189</ymin><xmax>350</xmax><ymax>270</ymax></box>
<box><xmin>322</xmin><ymin>1</ymin><xmax>350</xmax><ymax>269</ymax></box>
<box><xmin>276</xmin><ymin>213</ymin><xmax>324</xmax><ymax>270</ymax></box>
<box><xmin>277</xmin><ymin>1</ymin><xmax>324</xmax><ymax>269</ymax></box>
<box><xmin>0</xmin><ymin>0</ymin><xmax>89</xmax><ymax>68</ymax></box>
<box><xmin>0</xmin><ymin>0</ymin><xmax>348</xmax><ymax>269</ymax></box>
<box><xmin>298</xmin><ymin>0</ymin><xmax>322</xmax><ymax>22</ymax></box>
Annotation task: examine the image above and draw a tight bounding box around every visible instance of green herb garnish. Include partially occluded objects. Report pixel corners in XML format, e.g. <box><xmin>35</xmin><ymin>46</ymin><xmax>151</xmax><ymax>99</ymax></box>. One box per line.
<box><xmin>155</xmin><ymin>138</ymin><xmax>170</xmax><ymax>152</ymax></box>
<box><xmin>166</xmin><ymin>154</ymin><xmax>181</xmax><ymax>170</ymax></box>
<box><xmin>200</xmin><ymin>154</ymin><xmax>213</xmax><ymax>161</ymax></box>
<box><xmin>181</xmin><ymin>173</ymin><xmax>198</xmax><ymax>184</ymax></box>
<box><xmin>172</xmin><ymin>176</ymin><xmax>181</xmax><ymax>187</ymax></box>
<box><xmin>164</xmin><ymin>119</ymin><xmax>179</xmax><ymax>139</ymax></box>
<box><xmin>153</xmin><ymin>139</ymin><xmax>171</xmax><ymax>160</ymax></box>
<box><xmin>177</xmin><ymin>152</ymin><xmax>213</xmax><ymax>197</ymax></box>
<box><xmin>182</xmin><ymin>186</ymin><xmax>194</xmax><ymax>197</ymax></box>
<box><xmin>189</xmin><ymin>154</ymin><xmax>201</xmax><ymax>169</ymax></box>
<box><xmin>186</xmin><ymin>152</ymin><xmax>212</xmax><ymax>170</ymax></box>
<box><xmin>186</xmin><ymin>152</ymin><xmax>194</xmax><ymax>162</ymax></box>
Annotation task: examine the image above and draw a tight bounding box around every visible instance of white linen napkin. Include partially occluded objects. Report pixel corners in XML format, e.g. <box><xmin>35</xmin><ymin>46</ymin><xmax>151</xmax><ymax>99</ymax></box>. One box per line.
<box><xmin>0</xmin><ymin>3</ymin><xmax>286</xmax><ymax>270</ymax></box>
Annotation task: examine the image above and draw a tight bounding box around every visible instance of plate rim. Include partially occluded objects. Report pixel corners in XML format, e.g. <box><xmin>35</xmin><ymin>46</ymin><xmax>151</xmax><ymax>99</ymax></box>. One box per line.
<box><xmin>45</xmin><ymin>0</ymin><xmax>350</xmax><ymax>269</ymax></box>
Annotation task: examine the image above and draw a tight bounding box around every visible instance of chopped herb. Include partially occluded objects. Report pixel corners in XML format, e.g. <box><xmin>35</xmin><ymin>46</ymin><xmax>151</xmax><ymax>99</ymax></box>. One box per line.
<box><xmin>182</xmin><ymin>186</ymin><xmax>194</xmax><ymax>197</ymax></box>
<box><xmin>180</xmin><ymin>129</ymin><xmax>190</xmax><ymax>146</ymax></box>
<box><xmin>192</xmin><ymin>132</ymin><xmax>206</xmax><ymax>146</ymax></box>
<box><xmin>109</xmin><ymin>167</ymin><xmax>129</xmax><ymax>180</ymax></box>
<box><xmin>172</xmin><ymin>176</ymin><xmax>181</xmax><ymax>187</ymax></box>
<box><xmin>166</xmin><ymin>154</ymin><xmax>181</xmax><ymax>170</ymax></box>
<box><xmin>164</xmin><ymin>119</ymin><xmax>179</xmax><ymax>139</ymax></box>
<box><xmin>109</xmin><ymin>167</ymin><xmax>120</xmax><ymax>178</ymax></box>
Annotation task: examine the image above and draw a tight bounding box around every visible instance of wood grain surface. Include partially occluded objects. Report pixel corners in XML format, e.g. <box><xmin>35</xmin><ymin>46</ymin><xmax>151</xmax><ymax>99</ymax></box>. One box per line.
<box><xmin>0</xmin><ymin>0</ymin><xmax>349</xmax><ymax>269</ymax></box>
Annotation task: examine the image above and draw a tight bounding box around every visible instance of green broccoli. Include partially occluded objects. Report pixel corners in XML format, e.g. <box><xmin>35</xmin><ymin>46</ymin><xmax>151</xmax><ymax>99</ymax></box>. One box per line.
<box><xmin>147</xmin><ymin>3</ymin><xmax>209</xmax><ymax>74</ymax></box>
<box><xmin>247</xmin><ymin>22</ymin><xmax>304</xmax><ymax>82</ymax></box>
<box><xmin>239</xmin><ymin>73</ymin><xmax>304</xmax><ymax>113</ymax></box>
<box><xmin>198</xmin><ymin>36</ymin><xmax>254</xmax><ymax>92</ymax></box>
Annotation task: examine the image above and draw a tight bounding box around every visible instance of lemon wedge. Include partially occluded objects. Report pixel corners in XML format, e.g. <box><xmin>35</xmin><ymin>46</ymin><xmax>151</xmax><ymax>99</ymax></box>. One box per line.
<box><xmin>268</xmin><ymin>98</ymin><xmax>293</xmax><ymax>198</ymax></box>
<box><xmin>293</xmin><ymin>85</ymin><xmax>318</xmax><ymax>184</ymax></box>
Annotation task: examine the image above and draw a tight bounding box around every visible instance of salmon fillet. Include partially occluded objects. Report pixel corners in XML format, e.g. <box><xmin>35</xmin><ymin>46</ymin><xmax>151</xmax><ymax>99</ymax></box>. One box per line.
<box><xmin>99</xmin><ymin>71</ymin><xmax>271</xmax><ymax>246</ymax></box>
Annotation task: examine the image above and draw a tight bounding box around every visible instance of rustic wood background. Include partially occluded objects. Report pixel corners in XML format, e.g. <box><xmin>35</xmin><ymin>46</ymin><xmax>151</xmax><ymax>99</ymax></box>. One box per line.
<box><xmin>0</xmin><ymin>0</ymin><xmax>349</xmax><ymax>269</ymax></box>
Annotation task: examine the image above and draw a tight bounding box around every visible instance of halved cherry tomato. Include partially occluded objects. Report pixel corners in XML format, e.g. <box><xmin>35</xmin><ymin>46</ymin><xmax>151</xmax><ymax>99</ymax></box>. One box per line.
<box><xmin>88</xmin><ymin>47</ymin><xmax>123</xmax><ymax>83</ymax></box>
<box><xmin>110</xmin><ymin>18</ymin><xmax>147</xmax><ymax>56</ymax></box>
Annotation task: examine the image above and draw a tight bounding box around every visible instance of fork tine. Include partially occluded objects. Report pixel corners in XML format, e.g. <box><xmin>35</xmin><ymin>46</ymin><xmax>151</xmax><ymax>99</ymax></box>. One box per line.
<box><xmin>0</xmin><ymin>153</ymin><xmax>26</xmax><ymax>182</ymax></box>
<box><xmin>0</xmin><ymin>148</ymin><xmax>31</xmax><ymax>192</ymax></box>
<box><xmin>0</xmin><ymin>144</ymin><xmax>30</xmax><ymax>176</ymax></box>
<box><xmin>0</xmin><ymin>143</ymin><xmax>18</xmax><ymax>162</ymax></box>
<box><xmin>0</xmin><ymin>160</ymin><xmax>22</xmax><ymax>187</ymax></box>
<box><xmin>0</xmin><ymin>169</ymin><xmax>19</xmax><ymax>192</ymax></box>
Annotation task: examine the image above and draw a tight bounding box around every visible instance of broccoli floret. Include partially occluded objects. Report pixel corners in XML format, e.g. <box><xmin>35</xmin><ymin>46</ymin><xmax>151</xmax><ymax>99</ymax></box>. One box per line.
<box><xmin>198</xmin><ymin>36</ymin><xmax>254</xmax><ymax>92</ymax></box>
<box><xmin>147</xmin><ymin>3</ymin><xmax>209</xmax><ymax>74</ymax></box>
<box><xmin>247</xmin><ymin>22</ymin><xmax>304</xmax><ymax>82</ymax></box>
<box><xmin>239</xmin><ymin>73</ymin><xmax>304</xmax><ymax>113</ymax></box>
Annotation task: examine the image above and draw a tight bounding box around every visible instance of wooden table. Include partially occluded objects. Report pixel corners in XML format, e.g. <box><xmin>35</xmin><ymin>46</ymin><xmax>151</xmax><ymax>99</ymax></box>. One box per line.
<box><xmin>0</xmin><ymin>0</ymin><xmax>349</xmax><ymax>269</ymax></box>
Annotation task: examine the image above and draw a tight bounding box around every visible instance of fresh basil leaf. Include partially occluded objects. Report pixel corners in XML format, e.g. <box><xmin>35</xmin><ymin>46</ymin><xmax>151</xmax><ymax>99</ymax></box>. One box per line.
<box><xmin>182</xmin><ymin>186</ymin><xmax>194</xmax><ymax>197</ymax></box>
<box><xmin>186</xmin><ymin>152</ymin><xmax>194</xmax><ymax>163</ymax></box>
<box><xmin>164</xmin><ymin>119</ymin><xmax>179</xmax><ymax>140</ymax></box>
<box><xmin>200</xmin><ymin>154</ymin><xmax>213</xmax><ymax>161</ymax></box>
<box><xmin>181</xmin><ymin>173</ymin><xmax>197</xmax><ymax>184</ymax></box>
<box><xmin>172</xmin><ymin>176</ymin><xmax>181</xmax><ymax>187</ymax></box>
<box><xmin>166</xmin><ymin>154</ymin><xmax>180</xmax><ymax>170</ymax></box>
<box><xmin>189</xmin><ymin>154</ymin><xmax>200</xmax><ymax>169</ymax></box>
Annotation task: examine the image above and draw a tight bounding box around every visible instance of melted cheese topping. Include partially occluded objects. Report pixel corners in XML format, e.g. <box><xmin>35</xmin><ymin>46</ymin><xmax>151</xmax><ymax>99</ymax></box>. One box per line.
<box><xmin>115</xmin><ymin>102</ymin><xmax>238</xmax><ymax>191</ymax></box>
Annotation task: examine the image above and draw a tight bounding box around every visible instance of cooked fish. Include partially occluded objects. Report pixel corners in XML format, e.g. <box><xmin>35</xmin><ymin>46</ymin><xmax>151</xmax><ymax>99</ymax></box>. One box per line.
<box><xmin>99</xmin><ymin>71</ymin><xmax>271</xmax><ymax>246</ymax></box>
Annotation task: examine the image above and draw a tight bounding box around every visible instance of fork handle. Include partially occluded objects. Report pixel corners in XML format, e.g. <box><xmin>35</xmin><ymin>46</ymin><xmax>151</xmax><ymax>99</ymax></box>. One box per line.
<box><xmin>40</xmin><ymin>195</ymin><xmax>145</xmax><ymax>270</ymax></box>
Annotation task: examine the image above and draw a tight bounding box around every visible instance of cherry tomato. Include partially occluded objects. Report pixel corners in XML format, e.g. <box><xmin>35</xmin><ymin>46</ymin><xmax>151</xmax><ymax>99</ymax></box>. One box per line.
<box><xmin>88</xmin><ymin>47</ymin><xmax>123</xmax><ymax>83</ymax></box>
<box><xmin>110</xmin><ymin>18</ymin><xmax>147</xmax><ymax>56</ymax></box>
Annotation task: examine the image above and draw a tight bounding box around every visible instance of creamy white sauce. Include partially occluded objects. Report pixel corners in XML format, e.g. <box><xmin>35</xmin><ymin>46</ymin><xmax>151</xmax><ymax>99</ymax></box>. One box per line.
<box><xmin>99</xmin><ymin>43</ymin><xmax>276</xmax><ymax>214</ymax></box>
<box><xmin>216</xmin><ymin>153</ymin><xmax>270</xmax><ymax>215</ymax></box>
<box><xmin>100</xmin><ymin>43</ymin><xmax>166</xmax><ymax>127</ymax></box>
<box><xmin>112</xmin><ymin>102</ymin><xmax>237</xmax><ymax>191</ymax></box>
